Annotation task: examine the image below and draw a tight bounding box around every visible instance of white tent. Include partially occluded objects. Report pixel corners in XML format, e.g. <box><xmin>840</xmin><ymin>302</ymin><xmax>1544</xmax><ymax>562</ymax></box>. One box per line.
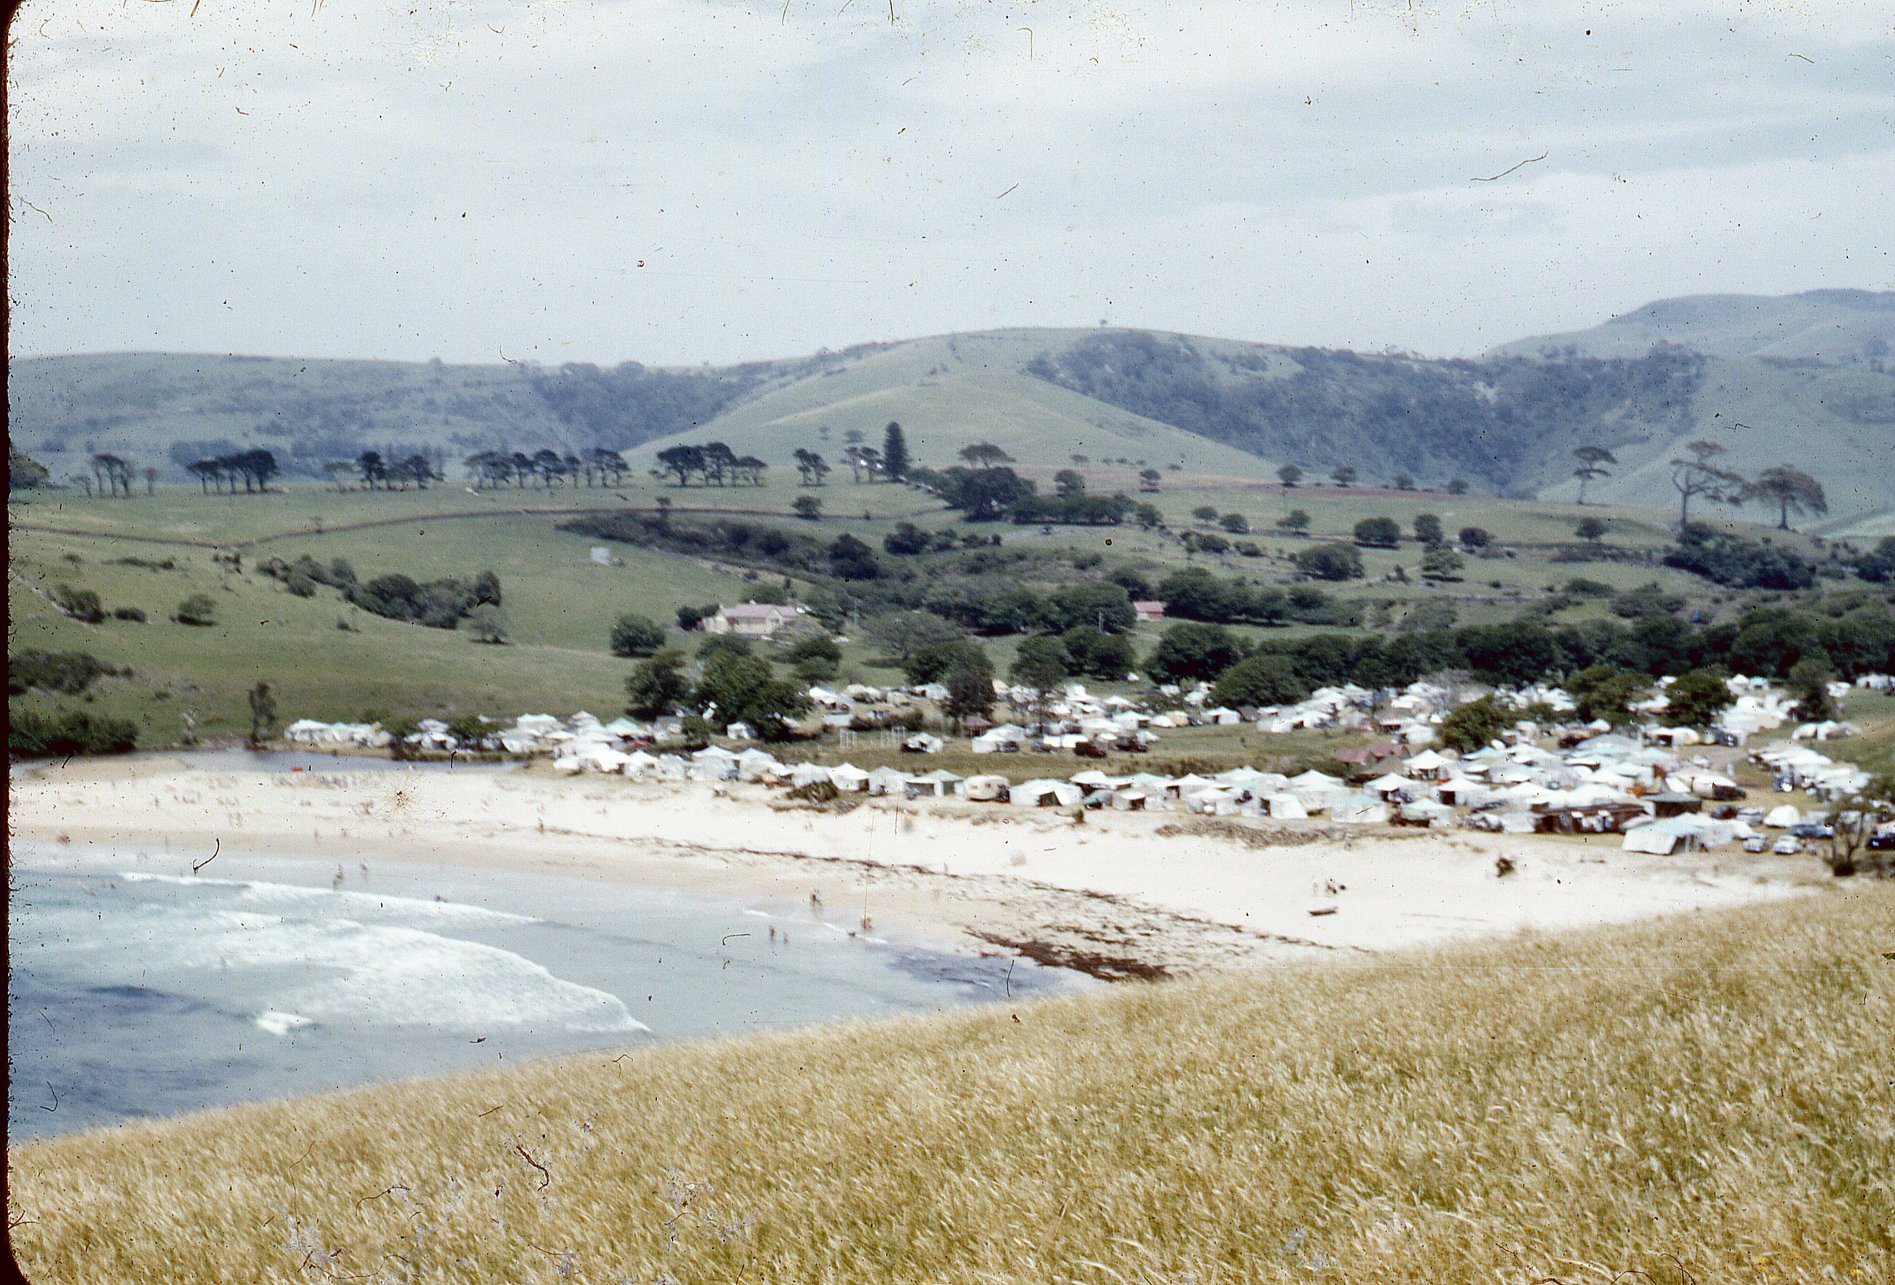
<box><xmin>1623</xmin><ymin>817</ymin><xmax>1704</xmax><ymax>855</ymax></box>
<box><xmin>1013</xmin><ymin>779</ymin><xmax>1084</xmax><ymax>807</ymax></box>
<box><xmin>1763</xmin><ymin>804</ymin><xmax>1801</xmax><ymax>828</ymax></box>
<box><xmin>1264</xmin><ymin>793</ymin><xmax>1309</xmax><ymax>819</ymax></box>
<box><xmin>827</xmin><ymin>763</ymin><xmax>872</xmax><ymax>792</ymax></box>
<box><xmin>963</xmin><ymin>774</ymin><xmax>1011</xmax><ymax>802</ymax></box>
<box><xmin>906</xmin><ymin>769</ymin><xmax>964</xmax><ymax>798</ymax></box>
<box><xmin>1396</xmin><ymin>800</ymin><xmax>1454</xmax><ymax>826</ymax></box>
<box><xmin>1330</xmin><ymin>794</ymin><xmax>1389</xmax><ymax>825</ymax></box>
<box><xmin>865</xmin><ymin>766</ymin><xmax>913</xmax><ymax>796</ymax></box>
<box><xmin>788</xmin><ymin>763</ymin><xmax>833</xmax><ymax>788</ymax></box>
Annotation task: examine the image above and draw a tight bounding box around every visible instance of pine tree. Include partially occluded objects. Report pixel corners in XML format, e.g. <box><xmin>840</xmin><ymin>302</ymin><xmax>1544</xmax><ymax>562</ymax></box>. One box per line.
<box><xmin>882</xmin><ymin>421</ymin><xmax>910</xmax><ymax>482</ymax></box>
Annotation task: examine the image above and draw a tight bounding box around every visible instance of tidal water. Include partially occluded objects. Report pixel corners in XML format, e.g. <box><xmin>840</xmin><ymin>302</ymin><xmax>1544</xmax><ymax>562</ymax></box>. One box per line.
<box><xmin>8</xmin><ymin>843</ymin><xmax>1082</xmax><ymax>1142</ymax></box>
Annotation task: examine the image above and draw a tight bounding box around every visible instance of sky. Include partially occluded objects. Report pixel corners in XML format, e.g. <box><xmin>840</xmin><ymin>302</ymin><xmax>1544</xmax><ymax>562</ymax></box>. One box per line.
<box><xmin>6</xmin><ymin>0</ymin><xmax>1891</xmax><ymax>368</ymax></box>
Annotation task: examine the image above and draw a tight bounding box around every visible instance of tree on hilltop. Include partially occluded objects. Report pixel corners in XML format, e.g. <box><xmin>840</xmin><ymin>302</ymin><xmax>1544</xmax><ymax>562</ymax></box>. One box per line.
<box><xmin>957</xmin><ymin>442</ymin><xmax>1014</xmax><ymax>471</ymax></box>
<box><xmin>1572</xmin><ymin>445</ymin><xmax>1618</xmax><ymax>506</ymax></box>
<box><xmin>1752</xmin><ymin>465</ymin><xmax>1828</xmax><ymax>531</ymax></box>
<box><xmin>1669</xmin><ymin>440</ymin><xmax>1747</xmax><ymax>528</ymax></box>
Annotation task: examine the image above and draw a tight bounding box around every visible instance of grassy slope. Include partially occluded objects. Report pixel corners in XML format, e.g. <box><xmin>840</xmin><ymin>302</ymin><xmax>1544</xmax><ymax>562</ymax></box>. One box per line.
<box><xmin>1491</xmin><ymin>289</ymin><xmax>1895</xmax><ymax>365</ymax></box>
<box><xmin>10</xmin><ymin>472</ymin><xmax>1836</xmax><ymax>744</ymax></box>
<box><xmin>10</xmin><ymin>886</ymin><xmax>1892</xmax><ymax>1283</ymax></box>
<box><xmin>7</xmin><ymin>494</ymin><xmax>768</xmax><ymax>738</ymax></box>
<box><xmin>629</xmin><ymin>329</ymin><xmax>1282</xmax><ymax>479</ymax></box>
<box><xmin>1551</xmin><ymin>355</ymin><xmax>1895</xmax><ymax>531</ymax></box>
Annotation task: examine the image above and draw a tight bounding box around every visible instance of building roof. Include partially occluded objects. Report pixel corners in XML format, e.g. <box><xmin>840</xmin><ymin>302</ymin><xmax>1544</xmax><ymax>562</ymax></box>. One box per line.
<box><xmin>721</xmin><ymin>602</ymin><xmax>786</xmax><ymax>620</ymax></box>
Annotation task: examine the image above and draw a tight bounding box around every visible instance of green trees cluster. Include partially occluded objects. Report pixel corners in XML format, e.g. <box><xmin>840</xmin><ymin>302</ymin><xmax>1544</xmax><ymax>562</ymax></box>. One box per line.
<box><xmin>1294</xmin><ymin>544</ymin><xmax>1364</xmax><ymax>581</ymax></box>
<box><xmin>623</xmin><ymin>636</ymin><xmax>809</xmax><ymax>740</ymax></box>
<box><xmin>345</xmin><ymin>570</ymin><xmax>502</xmax><ymax>630</ymax></box>
<box><xmin>260</xmin><ymin>553</ymin><xmax>358</xmax><ymax>598</ymax></box>
<box><xmin>651</xmin><ymin>442</ymin><xmax>768</xmax><ymax>487</ymax></box>
<box><xmin>1852</xmin><ymin>536</ymin><xmax>1895</xmax><ymax>583</ymax></box>
<box><xmin>10</xmin><ymin>707</ymin><xmax>139</xmax><ymax>758</ymax></box>
<box><xmin>1140</xmin><ymin>597</ymin><xmax>1895</xmax><ymax>701</ymax></box>
<box><xmin>1352</xmin><ymin>516</ymin><xmax>1401</xmax><ymax>548</ymax></box>
<box><xmin>1156</xmin><ymin>567</ymin><xmax>1349</xmax><ymax>627</ymax></box>
<box><xmin>185</xmin><ymin>448</ymin><xmax>279</xmax><ymax>494</ymax></box>
<box><xmin>1664</xmin><ymin>524</ymin><xmax>1815</xmax><ymax>590</ymax></box>
<box><xmin>465</xmin><ymin>448</ymin><xmax>628</xmax><ymax>490</ymax></box>
<box><xmin>1437</xmin><ymin>695</ymin><xmax>1514</xmax><ymax>752</ymax></box>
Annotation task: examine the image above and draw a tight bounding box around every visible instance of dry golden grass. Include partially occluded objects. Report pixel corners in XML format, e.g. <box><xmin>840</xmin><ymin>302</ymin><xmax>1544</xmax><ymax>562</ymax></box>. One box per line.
<box><xmin>9</xmin><ymin>885</ymin><xmax>1894</xmax><ymax>1284</ymax></box>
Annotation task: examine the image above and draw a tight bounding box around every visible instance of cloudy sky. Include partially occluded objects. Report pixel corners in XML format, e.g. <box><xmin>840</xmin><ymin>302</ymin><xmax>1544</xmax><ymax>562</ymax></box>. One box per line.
<box><xmin>7</xmin><ymin>0</ymin><xmax>1890</xmax><ymax>367</ymax></box>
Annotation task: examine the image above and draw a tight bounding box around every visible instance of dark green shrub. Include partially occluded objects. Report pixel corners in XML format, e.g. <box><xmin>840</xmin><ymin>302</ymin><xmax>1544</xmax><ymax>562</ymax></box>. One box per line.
<box><xmin>175</xmin><ymin>594</ymin><xmax>217</xmax><ymax>626</ymax></box>
<box><xmin>9</xmin><ymin>707</ymin><xmax>139</xmax><ymax>758</ymax></box>
<box><xmin>8</xmin><ymin>650</ymin><xmax>117</xmax><ymax>695</ymax></box>
<box><xmin>52</xmin><ymin>584</ymin><xmax>105</xmax><ymax>623</ymax></box>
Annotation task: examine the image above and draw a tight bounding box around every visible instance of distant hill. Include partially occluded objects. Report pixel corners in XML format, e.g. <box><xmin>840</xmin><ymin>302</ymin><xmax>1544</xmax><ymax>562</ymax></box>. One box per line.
<box><xmin>1494</xmin><ymin>289</ymin><xmax>1895</xmax><ymax>365</ymax></box>
<box><xmin>11</xmin><ymin>291</ymin><xmax>1893</xmax><ymax>527</ymax></box>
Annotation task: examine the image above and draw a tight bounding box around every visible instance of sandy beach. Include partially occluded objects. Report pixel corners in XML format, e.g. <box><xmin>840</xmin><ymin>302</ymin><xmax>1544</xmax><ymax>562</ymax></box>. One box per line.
<box><xmin>8</xmin><ymin>753</ymin><xmax>1828</xmax><ymax>979</ymax></box>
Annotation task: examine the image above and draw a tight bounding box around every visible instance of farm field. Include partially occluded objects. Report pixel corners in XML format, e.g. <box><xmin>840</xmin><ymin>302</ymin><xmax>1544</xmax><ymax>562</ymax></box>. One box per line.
<box><xmin>7</xmin><ymin>470</ymin><xmax>1886</xmax><ymax>747</ymax></box>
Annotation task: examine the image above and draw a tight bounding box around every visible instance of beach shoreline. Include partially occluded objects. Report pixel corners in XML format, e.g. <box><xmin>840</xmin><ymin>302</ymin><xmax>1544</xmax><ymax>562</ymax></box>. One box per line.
<box><xmin>8</xmin><ymin>753</ymin><xmax>1831</xmax><ymax>980</ymax></box>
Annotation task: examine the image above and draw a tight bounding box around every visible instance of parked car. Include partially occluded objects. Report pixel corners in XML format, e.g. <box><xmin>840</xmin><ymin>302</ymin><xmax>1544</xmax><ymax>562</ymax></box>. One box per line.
<box><xmin>1743</xmin><ymin>835</ymin><xmax>1768</xmax><ymax>854</ymax></box>
<box><xmin>1736</xmin><ymin>807</ymin><xmax>1765</xmax><ymax>825</ymax></box>
<box><xmin>1788</xmin><ymin>820</ymin><xmax>1834</xmax><ymax>840</ymax></box>
<box><xmin>1772</xmin><ymin>836</ymin><xmax>1803</xmax><ymax>856</ymax></box>
<box><xmin>1868</xmin><ymin>830</ymin><xmax>1895</xmax><ymax>851</ymax></box>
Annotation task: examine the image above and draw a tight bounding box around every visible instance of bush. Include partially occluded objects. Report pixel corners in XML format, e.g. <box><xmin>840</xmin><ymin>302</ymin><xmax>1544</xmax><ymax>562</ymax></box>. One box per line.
<box><xmin>465</xmin><ymin>603</ymin><xmax>510</xmax><ymax>644</ymax></box>
<box><xmin>1210</xmin><ymin>652</ymin><xmax>1308</xmax><ymax>708</ymax></box>
<box><xmin>1664</xmin><ymin>525</ymin><xmax>1815</xmax><ymax>591</ymax></box>
<box><xmin>609</xmin><ymin>613</ymin><xmax>668</xmax><ymax>657</ymax></box>
<box><xmin>8</xmin><ymin>650</ymin><xmax>120</xmax><ymax>696</ymax></box>
<box><xmin>9</xmin><ymin>707</ymin><xmax>139</xmax><ymax>758</ymax></box>
<box><xmin>1294</xmin><ymin>544</ymin><xmax>1364</xmax><ymax>581</ymax></box>
<box><xmin>113</xmin><ymin>606</ymin><xmax>148</xmax><ymax>622</ymax></box>
<box><xmin>1438</xmin><ymin>694</ymin><xmax>1512</xmax><ymax>752</ymax></box>
<box><xmin>1420</xmin><ymin>547</ymin><xmax>1464</xmax><ymax>581</ymax></box>
<box><xmin>51</xmin><ymin>584</ymin><xmax>105</xmax><ymax>623</ymax></box>
<box><xmin>1147</xmin><ymin>622</ymin><xmax>1244</xmax><ymax>682</ymax></box>
<box><xmin>1353</xmin><ymin>517</ymin><xmax>1402</xmax><ymax>548</ymax></box>
<box><xmin>174</xmin><ymin>594</ymin><xmax>218</xmax><ymax>626</ymax></box>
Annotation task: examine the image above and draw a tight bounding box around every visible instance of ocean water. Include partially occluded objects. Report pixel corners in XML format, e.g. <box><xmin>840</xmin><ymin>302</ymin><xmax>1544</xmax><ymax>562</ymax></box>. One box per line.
<box><xmin>8</xmin><ymin>844</ymin><xmax>1083</xmax><ymax>1142</ymax></box>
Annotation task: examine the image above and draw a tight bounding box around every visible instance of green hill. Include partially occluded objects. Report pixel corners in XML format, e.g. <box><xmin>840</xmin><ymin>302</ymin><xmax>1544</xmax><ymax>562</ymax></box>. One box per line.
<box><xmin>12</xmin><ymin>292</ymin><xmax>1892</xmax><ymax>525</ymax></box>
<box><xmin>627</xmin><ymin>330</ymin><xmax>1283</xmax><ymax>481</ymax></box>
<box><xmin>1494</xmin><ymin>288</ymin><xmax>1895</xmax><ymax>364</ymax></box>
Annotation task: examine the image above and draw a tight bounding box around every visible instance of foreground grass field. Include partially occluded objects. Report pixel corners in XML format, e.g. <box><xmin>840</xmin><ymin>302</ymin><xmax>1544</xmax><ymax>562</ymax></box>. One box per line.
<box><xmin>10</xmin><ymin>885</ymin><xmax>1891</xmax><ymax>1284</ymax></box>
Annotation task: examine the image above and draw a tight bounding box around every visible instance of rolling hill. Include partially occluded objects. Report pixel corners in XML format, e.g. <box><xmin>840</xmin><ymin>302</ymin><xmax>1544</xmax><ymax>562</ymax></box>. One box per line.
<box><xmin>11</xmin><ymin>291</ymin><xmax>1893</xmax><ymax>526</ymax></box>
<box><xmin>1494</xmin><ymin>288</ymin><xmax>1895</xmax><ymax>365</ymax></box>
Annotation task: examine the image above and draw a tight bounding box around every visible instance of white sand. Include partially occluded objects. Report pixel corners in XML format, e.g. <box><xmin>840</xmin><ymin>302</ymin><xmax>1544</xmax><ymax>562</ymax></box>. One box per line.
<box><xmin>9</xmin><ymin>755</ymin><xmax>1824</xmax><ymax>976</ymax></box>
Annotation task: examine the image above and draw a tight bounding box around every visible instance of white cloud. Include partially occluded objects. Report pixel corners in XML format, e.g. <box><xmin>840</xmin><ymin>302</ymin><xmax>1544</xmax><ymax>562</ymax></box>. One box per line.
<box><xmin>7</xmin><ymin>0</ymin><xmax>1889</xmax><ymax>364</ymax></box>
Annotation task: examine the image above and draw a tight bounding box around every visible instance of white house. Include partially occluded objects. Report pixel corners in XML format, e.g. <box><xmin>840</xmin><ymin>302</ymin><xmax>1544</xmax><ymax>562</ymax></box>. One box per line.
<box><xmin>704</xmin><ymin>602</ymin><xmax>794</xmax><ymax>638</ymax></box>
